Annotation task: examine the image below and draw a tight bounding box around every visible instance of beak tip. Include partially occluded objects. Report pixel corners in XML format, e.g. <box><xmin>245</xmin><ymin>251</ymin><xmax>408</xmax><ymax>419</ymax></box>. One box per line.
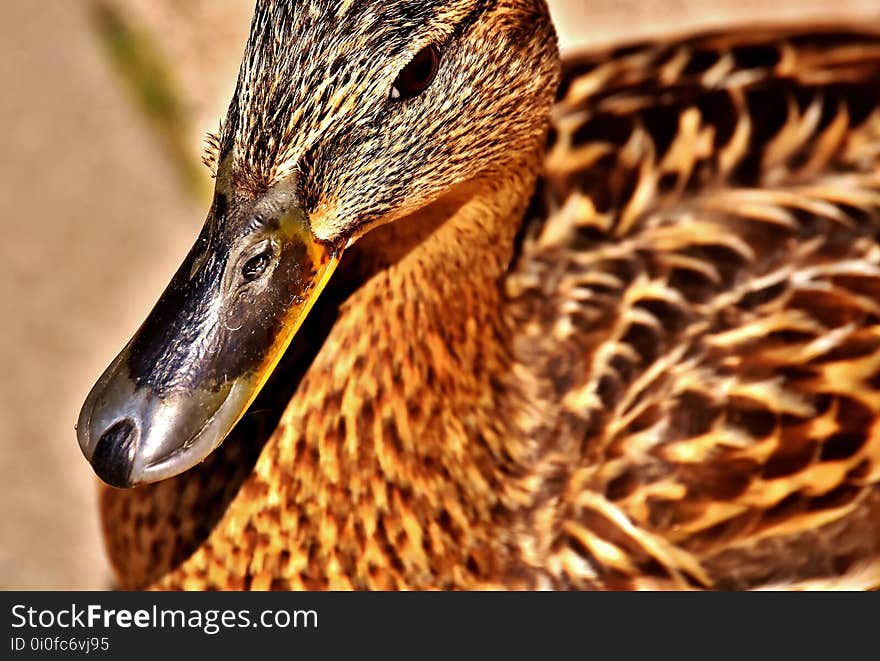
<box><xmin>90</xmin><ymin>418</ymin><xmax>139</xmax><ymax>488</ymax></box>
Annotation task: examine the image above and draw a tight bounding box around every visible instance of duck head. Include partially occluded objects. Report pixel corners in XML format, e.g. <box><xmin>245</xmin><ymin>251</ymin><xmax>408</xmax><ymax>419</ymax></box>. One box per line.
<box><xmin>77</xmin><ymin>0</ymin><xmax>559</xmax><ymax>487</ymax></box>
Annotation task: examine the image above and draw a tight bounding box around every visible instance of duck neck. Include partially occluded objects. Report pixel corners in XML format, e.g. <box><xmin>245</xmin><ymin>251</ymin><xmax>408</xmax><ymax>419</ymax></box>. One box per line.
<box><xmin>282</xmin><ymin>162</ymin><xmax>541</xmax><ymax>588</ymax></box>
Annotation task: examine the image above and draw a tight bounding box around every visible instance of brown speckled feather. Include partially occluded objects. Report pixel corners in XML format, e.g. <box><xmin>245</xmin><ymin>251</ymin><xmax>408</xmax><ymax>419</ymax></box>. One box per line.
<box><xmin>506</xmin><ymin>26</ymin><xmax>880</xmax><ymax>589</ymax></box>
<box><xmin>101</xmin><ymin>19</ymin><xmax>880</xmax><ymax>590</ymax></box>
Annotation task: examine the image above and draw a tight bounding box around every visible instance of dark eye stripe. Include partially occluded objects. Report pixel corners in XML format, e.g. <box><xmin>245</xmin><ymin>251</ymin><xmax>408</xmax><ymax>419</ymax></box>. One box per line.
<box><xmin>391</xmin><ymin>45</ymin><xmax>440</xmax><ymax>101</ymax></box>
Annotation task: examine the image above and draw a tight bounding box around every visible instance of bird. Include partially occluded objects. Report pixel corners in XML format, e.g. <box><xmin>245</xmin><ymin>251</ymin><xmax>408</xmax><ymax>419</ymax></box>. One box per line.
<box><xmin>76</xmin><ymin>0</ymin><xmax>880</xmax><ymax>590</ymax></box>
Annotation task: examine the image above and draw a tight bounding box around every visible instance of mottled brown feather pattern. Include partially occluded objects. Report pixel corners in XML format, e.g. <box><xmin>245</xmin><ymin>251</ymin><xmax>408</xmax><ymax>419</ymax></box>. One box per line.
<box><xmin>101</xmin><ymin>8</ymin><xmax>880</xmax><ymax>590</ymax></box>
<box><xmin>507</xmin><ymin>26</ymin><xmax>880</xmax><ymax>589</ymax></box>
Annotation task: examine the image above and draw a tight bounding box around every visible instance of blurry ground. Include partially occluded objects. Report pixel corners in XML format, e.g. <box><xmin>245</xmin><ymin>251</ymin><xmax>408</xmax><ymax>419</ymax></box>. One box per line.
<box><xmin>1</xmin><ymin>0</ymin><xmax>878</xmax><ymax>590</ymax></box>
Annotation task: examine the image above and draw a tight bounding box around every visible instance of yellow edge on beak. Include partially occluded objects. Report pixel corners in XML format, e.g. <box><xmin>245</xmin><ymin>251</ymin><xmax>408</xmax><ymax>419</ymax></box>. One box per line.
<box><xmin>233</xmin><ymin>246</ymin><xmax>341</xmax><ymax>433</ymax></box>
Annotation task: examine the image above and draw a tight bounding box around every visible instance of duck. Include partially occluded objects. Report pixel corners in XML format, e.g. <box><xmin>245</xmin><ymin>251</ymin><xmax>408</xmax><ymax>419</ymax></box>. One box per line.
<box><xmin>75</xmin><ymin>0</ymin><xmax>880</xmax><ymax>590</ymax></box>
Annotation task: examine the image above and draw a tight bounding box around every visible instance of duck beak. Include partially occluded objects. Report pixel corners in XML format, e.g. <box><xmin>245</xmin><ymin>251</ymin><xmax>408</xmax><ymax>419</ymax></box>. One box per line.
<box><xmin>76</xmin><ymin>197</ymin><xmax>340</xmax><ymax>488</ymax></box>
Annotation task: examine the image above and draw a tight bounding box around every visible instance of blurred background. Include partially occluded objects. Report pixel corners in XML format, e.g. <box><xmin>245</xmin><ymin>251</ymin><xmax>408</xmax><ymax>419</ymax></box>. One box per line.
<box><xmin>2</xmin><ymin>0</ymin><xmax>878</xmax><ymax>590</ymax></box>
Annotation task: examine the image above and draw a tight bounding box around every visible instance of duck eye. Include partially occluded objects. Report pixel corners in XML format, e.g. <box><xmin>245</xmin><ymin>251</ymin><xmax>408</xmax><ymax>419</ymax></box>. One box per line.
<box><xmin>391</xmin><ymin>45</ymin><xmax>440</xmax><ymax>101</ymax></box>
<box><xmin>241</xmin><ymin>251</ymin><xmax>271</xmax><ymax>282</ymax></box>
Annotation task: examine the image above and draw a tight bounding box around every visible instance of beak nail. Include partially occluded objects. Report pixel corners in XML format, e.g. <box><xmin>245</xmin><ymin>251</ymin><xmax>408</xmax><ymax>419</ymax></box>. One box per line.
<box><xmin>91</xmin><ymin>418</ymin><xmax>139</xmax><ymax>488</ymax></box>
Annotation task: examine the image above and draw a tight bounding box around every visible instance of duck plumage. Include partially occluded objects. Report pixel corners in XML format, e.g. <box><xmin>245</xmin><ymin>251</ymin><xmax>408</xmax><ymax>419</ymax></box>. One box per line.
<box><xmin>508</xmin><ymin>26</ymin><xmax>880</xmax><ymax>589</ymax></box>
<box><xmin>89</xmin><ymin>2</ymin><xmax>880</xmax><ymax>590</ymax></box>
